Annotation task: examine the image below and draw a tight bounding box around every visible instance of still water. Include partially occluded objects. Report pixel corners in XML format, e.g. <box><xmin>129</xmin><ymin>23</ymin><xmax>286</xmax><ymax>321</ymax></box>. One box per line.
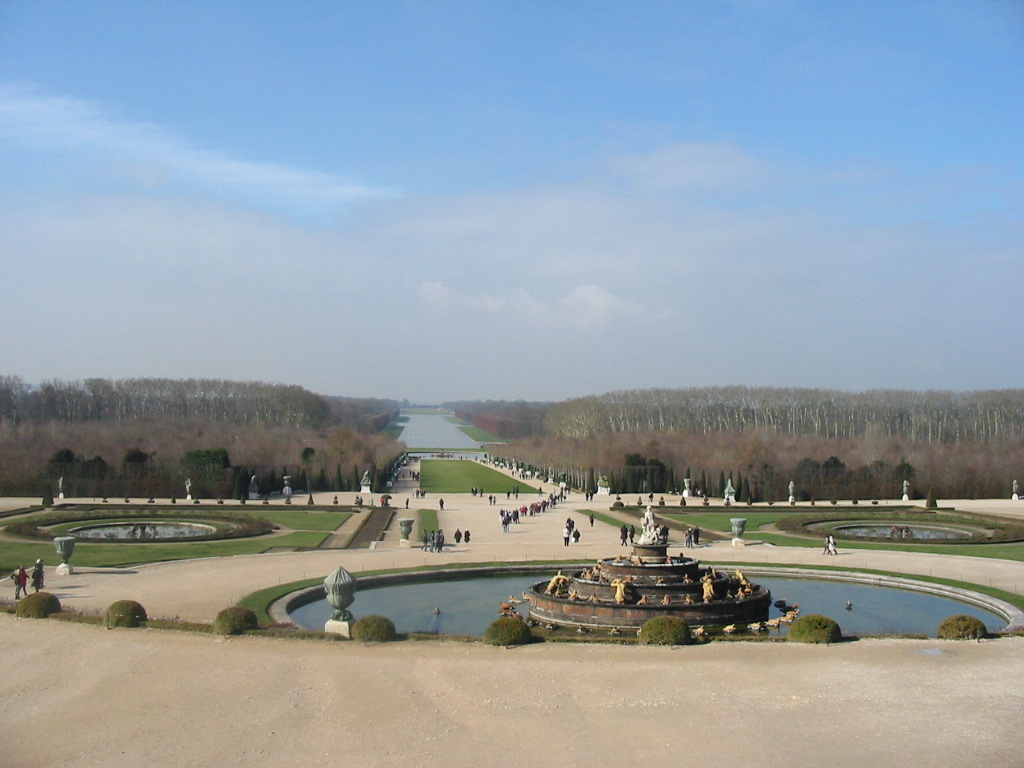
<box><xmin>289</xmin><ymin>573</ymin><xmax>1006</xmax><ymax>638</ymax></box>
<box><xmin>397</xmin><ymin>413</ymin><xmax>483</xmax><ymax>450</ymax></box>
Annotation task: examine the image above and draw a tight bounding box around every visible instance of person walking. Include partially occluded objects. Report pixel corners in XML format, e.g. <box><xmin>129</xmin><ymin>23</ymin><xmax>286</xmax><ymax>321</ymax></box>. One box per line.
<box><xmin>463</xmin><ymin>529</ymin><xmax>471</xmax><ymax>544</ymax></box>
<box><xmin>619</xmin><ymin>524</ymin><xmax>628</xmax><ymax>546</ymax></box>
<box><xmin>563</xmin><ymin>525</ymin><xmax>571</xmax><ymax>546</ymax></box>
<box><xmin>11</xmin><ymin>565</ymin><xmax>28</xmax><ymax>599</ymax></box>
<box><xmin>30</xmin><ymin>559</ymin><xmax>44</xmax><ymax>592</ymax></box>
<box><xmin>589</xmin><ymin>513</ymin><xmax>594</xmax><ymax>527</ymax></box>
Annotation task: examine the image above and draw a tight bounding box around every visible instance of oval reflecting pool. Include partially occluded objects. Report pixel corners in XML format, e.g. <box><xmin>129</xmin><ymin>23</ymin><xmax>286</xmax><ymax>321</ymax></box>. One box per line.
<box><xmin>834</xmin><ymin>524</ymin><xmax>972</xmax><ymax>541</ymax></box>
<box><xmin>71</xmin><ymin>522</ymin><xmax>217</xmax><ymax>540</ymax></box>
<box><xmin>289</xmin><ymin>573</ymin><xmax>1006</xmax><ymax>638</ymax></box>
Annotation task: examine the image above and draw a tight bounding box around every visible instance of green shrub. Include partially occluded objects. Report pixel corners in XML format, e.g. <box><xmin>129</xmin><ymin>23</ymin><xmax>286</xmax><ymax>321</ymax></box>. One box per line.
<box><xmin>611</xmin><ymin>501</ymin><xmax>624</xmax><ymax>509</ymax></box>
<box><xmin>352</xmin><ymin>614</ymin><xmax>396</xmax><ymax>642</ymax></box>
<box><xmin>16</xmin><ymin>591</ymin><xmax>61</xmax><ymax>618</ymax></box>
<box><xmin>105</xmin><ymin>599</ymin><xmax>148</xmax><ymax>629</ymax></box>
<box><xmin>787</xmin><ymin>614</ymin><xmax>842</xmax><ymax>644</ymax></box>
<box><xmin>937</xmin><ymin>614</ymin><xmax>987</xmax><ymax>640</ymax></box>
<box><xmin>483</xmin><ymin>616</ymin><xmax>533</xmax><ymax>646</ymax></box>
<box><xmin>639</xmin><ymin>615</ymin><xmax>691</xmax><ymax>645</ymax></box>
<box><xmin>213</xmin><ymin>606</ymin><xmax>258</xmax><ymax>636</ymax></box>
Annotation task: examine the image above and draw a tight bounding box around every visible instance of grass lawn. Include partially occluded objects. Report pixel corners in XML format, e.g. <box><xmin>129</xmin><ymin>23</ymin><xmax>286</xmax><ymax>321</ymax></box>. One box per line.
<box><xmin>419</xmin><ymin>459</ymin><xmax>538</xmax><ymax>494</ymax></box>
<box><xmin>662</xmin><ymin>511</ymin><xmax>1024</xmax><ymax>561</ymax></box>
<box><xmin>457</xmin><ymin>425</ymin><xmax>503</xmax><ymax>442</ymax></box>
<box><xmin>0</xmin><ymin>505</ymin><xmax>353</xmax><ymax>570</ymax></box>
<box><xmin>417</xmin><ymin>509</ymin><xmax>439</xmax><ymax>537</ymax></box>
<box><xmin>0</xmin><ymin>531</ymin><xmax>331</xmax><ymax>570</ymax></box>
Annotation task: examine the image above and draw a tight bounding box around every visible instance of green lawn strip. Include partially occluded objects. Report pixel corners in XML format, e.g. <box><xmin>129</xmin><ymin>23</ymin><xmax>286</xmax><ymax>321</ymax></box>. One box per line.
<box><xmin>252</xmin><ymin>510</ymin><xmax>351</xmax><ymax>532</ymax></box>
<box><xmin>0</xmin><ymin>531</ymin><xmax>329</xmax><ymax>571</ymax></box>
<box><xmin>579</xmin><ymin>509</ymin><xmax>626</xmax><ymax>528</ymax></box>
<box><xmin>419</xmin><ymin>459</ymin><xmax>538</xmax><ymax>494</ymax></box>
<box><xmin>457</xmin><ymin>425</ymin><xmax>503</xmax><ymax>442</ymax></box>
<box><xmin>418</xmin><ymin>508</ymin><xmax>439</xmax><ymax>532</ymax></box>
<box><xmin>239</xmin><ymin>558</ymin><xmax>592</xmax><ymax>625</ymax></box>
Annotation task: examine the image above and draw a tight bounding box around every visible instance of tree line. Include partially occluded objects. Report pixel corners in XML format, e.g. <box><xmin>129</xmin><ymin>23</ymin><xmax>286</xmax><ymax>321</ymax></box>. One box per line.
<box><xmin>543</xmin><ymin>386</ymin><xmax>1024</xmax><ymax>443</ymax></box>
<box><xmin>0</xmin><ymin>375</ymin><xmax>402</xmax><ymax>432</ymax></box>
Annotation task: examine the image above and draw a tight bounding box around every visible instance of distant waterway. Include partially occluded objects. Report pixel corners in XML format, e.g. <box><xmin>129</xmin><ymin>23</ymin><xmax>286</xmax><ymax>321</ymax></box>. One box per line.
<box><xmin>398</xmin><ymin>412</ymin><xmax>482</xmax><ymax>450</ymax></box>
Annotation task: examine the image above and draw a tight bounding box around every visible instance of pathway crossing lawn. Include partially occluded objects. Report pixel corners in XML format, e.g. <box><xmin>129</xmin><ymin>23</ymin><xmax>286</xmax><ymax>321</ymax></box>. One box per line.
<box><xmin>419</xmin><ymin>459</ymin><xmax>538</xmax><ymax>494</ymax></box>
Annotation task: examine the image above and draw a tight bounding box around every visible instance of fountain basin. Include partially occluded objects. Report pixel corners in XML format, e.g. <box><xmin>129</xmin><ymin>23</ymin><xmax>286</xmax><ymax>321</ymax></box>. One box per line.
<box><xmin>70</xmin><ymin>521</ymin><xmax>218</xmax><ymax>540</ymax></box>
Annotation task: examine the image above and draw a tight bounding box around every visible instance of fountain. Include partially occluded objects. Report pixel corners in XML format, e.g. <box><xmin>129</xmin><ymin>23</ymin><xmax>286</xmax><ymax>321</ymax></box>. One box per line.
<box><xmin>525</xmin><ymin>507</ymin><xmax>771</xmax><ymax>630</ymax></box>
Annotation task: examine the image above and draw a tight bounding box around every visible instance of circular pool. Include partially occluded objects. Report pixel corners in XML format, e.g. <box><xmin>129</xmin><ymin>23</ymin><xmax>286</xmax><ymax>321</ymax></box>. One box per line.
<box><xmin>71</xmin><ymin>521</ymin><xmax>218</xmax><ymax>541</ymax></box>
<box><xmin>285</xmin><ymin>569</ymin><xmax>1012</xmax><ymax>638</ymax></box>
<box><xmin>833</xmin><ymin>523</ymin><xmax>973</xmax><ymax>541</ymax></box>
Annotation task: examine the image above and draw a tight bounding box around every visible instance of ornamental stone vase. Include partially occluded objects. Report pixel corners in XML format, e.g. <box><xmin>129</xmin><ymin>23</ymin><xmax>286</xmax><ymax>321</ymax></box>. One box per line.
<box><xmin>729</xmin><ymin>518</ymin><xmax>747</xmax><ymax>538</ymax></box>
<box><xmin>324</xmin><ymin>566</ymin><xmax>357</xmax><ymax>622</ymax></box>
<box><xmin>54</xmin><ymin>535</ymin><xmax>76</xmax><ymax>575</ymax></box>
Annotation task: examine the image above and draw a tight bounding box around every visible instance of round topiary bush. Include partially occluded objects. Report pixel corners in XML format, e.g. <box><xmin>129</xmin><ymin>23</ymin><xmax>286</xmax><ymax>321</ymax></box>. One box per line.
<box><xmin>639</xmin><ymin>615</ymin><xmax>691</xmax><ymax>645</ymax></box>
<box><xmin>483</xmin><ymin>616</ymin><xmax>533</xmax><ymax>646</ymax></box>
<box><xmin>213</xmin><ymin>606</ymin><xmax>258</xmax><ymax>636</ymax></box>
<box><xmin>937</xmin><ymin>614</ymin><xmax>987</xmax><ymax>640</ymax></box>
<box><xmin>16</xmin><ymin>591</ymin><xmax>61</xmax><ymax>618</ymax></box>
<box><xmin>787</xmin><ymin>614</ymin><xmax>842</xmax><ymax>644</ymax></box>
<box><xmin>105</xmin><ymin>599</ymin><xmax>148</xmax><ymax>629</ymax></box>
<box><xmin>352</xmin><ymin>614</ymin><xmax>396</xmax><ymax>642</ymax></box>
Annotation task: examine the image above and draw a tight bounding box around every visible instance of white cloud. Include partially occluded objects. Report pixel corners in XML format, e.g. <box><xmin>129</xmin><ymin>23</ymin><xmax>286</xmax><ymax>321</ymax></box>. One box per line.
<box><xmin>602</xmin><ymin>142</ymin><xmax>770</xmax><ymax>192</ymax></box>
<box><xmin>0</xmin><ymin>83</ymin><xmax>393</xmax><ymax>214</ymax></box>
<box><xmin>417</xmin><ymin>281</ymin><xmax>450</xmax><ymax>306</ymax></box>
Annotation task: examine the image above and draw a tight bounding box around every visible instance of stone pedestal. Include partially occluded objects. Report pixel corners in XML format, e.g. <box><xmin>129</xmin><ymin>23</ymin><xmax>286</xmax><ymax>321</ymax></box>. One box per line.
<box><xmin>360</xmin><ymin>484</ymin><xmax>371</xmax><ymax>494</ymax></box>
<box><xmin>596</xmin><ymin>486</ymin><xmax>610</xmax><ymax>496</ymax></box>
<box><xmin>788</xmin><ymin>495</ymin><xmax>795</xmax><ymax>504</ymax></box>
<box><xmin>902</xmin><ymin>494</ymin><xmax>909</xmax><ymax>502</ymax></box>
<box><xmin>731</xmin><ymin>538</ymin><xmax>747</xmax><ymax>547</ymax></box>
<box><xmin>56</xmin><ymin>562</ymin><xmax>73</xmax><ymax>575</ymax></box>
<box><xmin>324</xmin><ymin>619</ymin><xmax>353</xmax><ymax>637</ymax></box>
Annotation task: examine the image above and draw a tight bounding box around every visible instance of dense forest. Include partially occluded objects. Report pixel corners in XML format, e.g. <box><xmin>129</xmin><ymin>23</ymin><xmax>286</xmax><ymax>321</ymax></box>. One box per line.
<box><xmin>0</xmin><ymin>376</ymin><xmax>405</xmax><ymax>498</ymax></box>
<box><xmin>544</xmin><ymin>387</ymin><xmax>1024</xmax><ymax>443</ymax></box>
<box><xmin>484</xmin><ymin>387</ymin><xmax>1024</xmax><ymax>502</ymax></box>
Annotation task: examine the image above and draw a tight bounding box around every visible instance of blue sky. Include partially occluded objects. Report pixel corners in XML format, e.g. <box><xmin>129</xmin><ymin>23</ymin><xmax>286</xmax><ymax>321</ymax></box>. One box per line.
<box><xmin>1</xmin><ymin>1</ymin><xmax>1021</xmax><ymax>403</ymax></box>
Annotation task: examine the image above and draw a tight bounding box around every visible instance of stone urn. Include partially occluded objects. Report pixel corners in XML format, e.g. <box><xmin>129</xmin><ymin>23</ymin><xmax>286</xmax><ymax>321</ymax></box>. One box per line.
<box><xmin>324</xmin><ymin>566</ymin><xmax>357</xmax><ymax>623</ymax></box>
<box><xmin>729</xmin><ymin>517</ymin><xmax>747</xmax><ymax>538</ymax></box>
<box><xmin>397</xmin><ymin>517</ymin><xmax>414</xmax><ymax>542</ymax></box>
<box><xmin>54</xmin><ymin>535</ymin><xmax>76</xmax><ymax>575</ymax></box>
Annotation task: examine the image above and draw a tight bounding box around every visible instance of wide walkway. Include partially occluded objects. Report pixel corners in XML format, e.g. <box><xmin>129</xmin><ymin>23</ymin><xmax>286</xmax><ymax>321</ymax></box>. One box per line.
<box><xmin>3</xmin><ymin>472</ymin><xmax>1023</xmax><ymax>626</ymax></box>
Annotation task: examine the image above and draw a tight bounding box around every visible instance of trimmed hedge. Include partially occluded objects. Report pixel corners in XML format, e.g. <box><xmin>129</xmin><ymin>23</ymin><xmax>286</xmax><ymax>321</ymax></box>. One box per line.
<box><xmin>639</xmin><ymin>615</ymin><xmax>691</xmax><ymax>645</ymax></box>
<box><xmin>937</xmin><ymin>614</ymin><xmax>987</xmax><ymax>640</ymax></box>
<box><xmin>352</xmin><ymin>614</ymin><xmax>396</xmax><ymax>642</ymax></box>
<box><xmin>483</xmin><ymin>616</ymin><xmax>533</xmax><ymax>646</ymax></box>
<box><xmin>16</xmin><ymin>591</ymin><xmax>61</xmax><ymax>618</ymax></box>
<box><xmin>213</xmin><ymin>606</ymin><xmax>258</xmax><ymax>636</ymax></box>
<box><xmin>106</xmin><ymin>599</ymin><xmax>148</xmax><ymax>629</ymax></box>
<box><xmin>787</xmin><ymin>614</ymin><xmax>842</xmax><ymax>644</ymax></box>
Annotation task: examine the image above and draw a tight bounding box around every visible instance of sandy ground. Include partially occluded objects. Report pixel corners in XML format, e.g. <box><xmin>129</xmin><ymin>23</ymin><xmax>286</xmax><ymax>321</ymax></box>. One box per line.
<box><xmin>2</xmin><ymin>478</ymin><xmax>1024</xmax><ymax>767</ymax></box>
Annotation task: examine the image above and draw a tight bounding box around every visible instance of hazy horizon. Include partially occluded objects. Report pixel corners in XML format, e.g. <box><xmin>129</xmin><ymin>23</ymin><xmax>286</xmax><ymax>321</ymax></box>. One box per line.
<box><xmin>2</xmin><ymin>3</ymin><xmax>1020</xmax><ymax>403</ymax></box>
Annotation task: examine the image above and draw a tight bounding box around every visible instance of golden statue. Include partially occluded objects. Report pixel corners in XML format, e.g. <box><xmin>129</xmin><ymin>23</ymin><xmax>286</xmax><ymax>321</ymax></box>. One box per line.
<box><xmin>702</xmin><ymin>573</ymin><xmax>715</xmax><ymax>603</ymax></box>
<box><xmin>545</xmin><ymin>571</ymin><xmax>570</xmax><ymax>595</ymax></box>
<box><xmin>611</xmin><ymin>578</ymin><xmax>628</xmax><ymax>604</ymax></box>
